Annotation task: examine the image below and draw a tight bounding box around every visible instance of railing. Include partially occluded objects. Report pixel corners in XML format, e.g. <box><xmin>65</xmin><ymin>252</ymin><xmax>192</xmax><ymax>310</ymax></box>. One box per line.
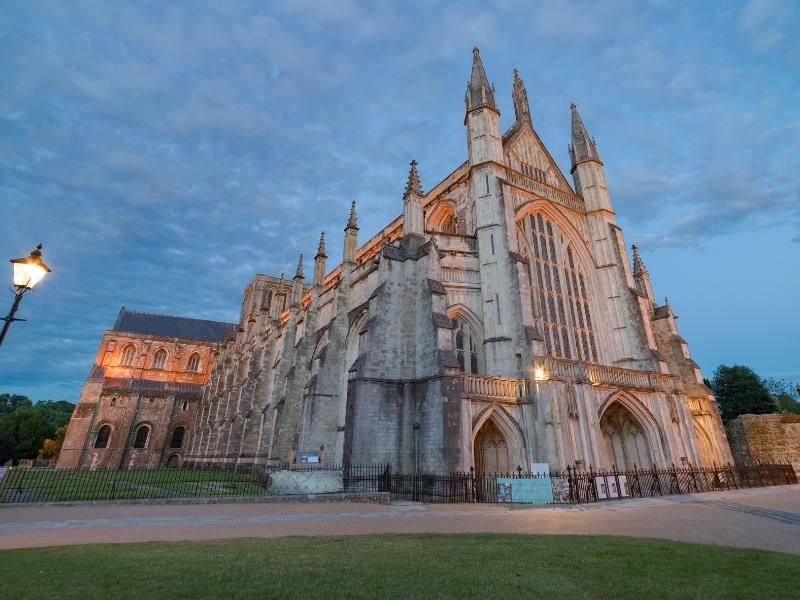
<box><xmin>462</xmin><ymin>374</ymin><xmax>530</xmax><ymax>403</ymax></box>
<box><xmin>533</xmin><ymin>356</ymin><xmax>684</xmax><ymax>393</ymax></box>
<box><xmin>102</xmin><ymin>377</ymin><xmax>204</xmax><ymax>394</ymax></box>
<box><xmin>1</xmin><ymin>462</ymin><xmax>794</xmax><ymax>505</ymax></box>
<box><xmin>504</xmin><ymin>168</ymin><xmax>586</xmax><ymax>214</ymax></box>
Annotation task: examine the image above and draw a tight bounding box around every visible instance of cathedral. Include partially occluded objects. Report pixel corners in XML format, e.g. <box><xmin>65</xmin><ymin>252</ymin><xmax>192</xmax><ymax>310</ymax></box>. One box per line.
<box><xmin>61</xmin><ymin>48</ymin><xmax>732</xmax><ymax>473</ymax></box>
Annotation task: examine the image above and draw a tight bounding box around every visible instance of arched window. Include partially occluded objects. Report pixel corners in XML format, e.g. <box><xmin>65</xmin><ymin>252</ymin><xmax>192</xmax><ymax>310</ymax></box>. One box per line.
<box><xmin>153</xmin><ymin>349</ymin><xmax>167</xmax><ymax>369</ymax></box>
<box><xmin>133</xmin><ymin>425</ymin><xmax>150</xmax><ymax>448</ymax></box>
<box><xmin>451</xmin><ymin>317</ymin><xmax>481</xmax><ymax>374</ymax></box>
<box><xmin>565</xmin><ymin>248</ymin><xmax>598</xmax><ymax>362</ymax></box>
<box><xmin>525</xmin><ymin>213</ymin><xmax>598</xmax><ymax>362</ymax></box>
<box><xmin>186</xmin><ymin>353</ymin><xmax>200</xmax><ymax>372</ymax></box>
<box><xmin>94</xmin><ymin>425</ymin><xmax>111</xmax><ymax>449</ymax></box>
<box><xmin>169</xmin><ymin>426</ymin><xmax>185</xmax><ymax>449</ymax></box>
<box><xmin>120</xmin><ymin>345</ymin><xmax>136</xmax><ymax>366</ymax></box>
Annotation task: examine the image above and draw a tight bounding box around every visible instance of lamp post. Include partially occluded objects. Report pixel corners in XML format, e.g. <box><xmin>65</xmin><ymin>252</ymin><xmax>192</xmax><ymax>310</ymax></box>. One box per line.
<box><xmin>0</xmin><ymin>244</ymin><xmax>51</xmax><ymax>348</ymax></box>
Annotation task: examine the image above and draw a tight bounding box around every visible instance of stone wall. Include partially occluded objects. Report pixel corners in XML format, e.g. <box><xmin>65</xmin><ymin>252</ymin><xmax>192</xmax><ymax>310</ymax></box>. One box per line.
<box><xmin>728</xmin><ymin>413</ymin><xmax>800</xmax><ymax>474</ymax></box>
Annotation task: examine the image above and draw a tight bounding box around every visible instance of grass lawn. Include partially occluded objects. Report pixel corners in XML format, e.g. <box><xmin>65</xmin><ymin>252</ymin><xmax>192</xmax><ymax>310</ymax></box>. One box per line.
<box><xmin>1</xmin><ymin>534</ymin><xmax>797</xmax><ymax>599</ymax></box>
<box><xmin>0</xmin><ymin>468</ymin><xmax>266</xmax><ymax>502</ymax></box>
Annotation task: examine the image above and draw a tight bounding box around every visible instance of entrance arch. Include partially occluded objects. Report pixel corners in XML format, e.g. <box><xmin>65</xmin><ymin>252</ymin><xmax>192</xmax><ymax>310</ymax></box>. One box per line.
<box><xmin>474</xmin><ymin>419</ymin><xmax>511</xmax><ymax>473</ymax></box>
<box><xmin>600</xmin><ymin>403</ymin><xmax>653</xmax><ymax>469</ymax></box>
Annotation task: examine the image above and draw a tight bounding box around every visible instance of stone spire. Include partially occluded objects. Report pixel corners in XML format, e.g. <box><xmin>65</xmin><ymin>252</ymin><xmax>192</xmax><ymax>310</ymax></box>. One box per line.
<box><xmin>512</xmin><ymin>68</ymin><xmax>531</xmax><ymax>125</ymax></box>
<box><xmin>292</xmin><ymin>254</ymin><xmax>304</xmax><ymax>306</ymax></box>
<box><xmin>346</xmin><ymin>200</ymin><xmax>358</xmax><ymax>230</ymax></box>
<box><xmin>631</xmin><ymin>244</ymin><xmax>646</xmax><ymax>276</ymax></box>
<box><xmin>343</xmin><ymin>200</ymin><xmax>358</xmax><ymax>264</ymax></box>
<box><xmin>403</xmin><ymin>159</ymin><xmax>423</xmax><ymax>199</ymax></box>
<box><xmin>465</xmin><ymin>47</ymin><xmax>497</xmax><ymax>112</ymax></box>
<box><xmin>313</xmin><ymin>233</ymin><xmax>327</xmax><ymax>289</ymax></box>
<box><xmin>315</xmin><ymin>231</ymin><xmax>326</xmax><ymax>259</ymax></box>
<box><xmin>403</xmin><ymin>160</ymin><xmax>424</xmax><ymax>237</ymax></box>
<box><xmin>631</xmin><ymin>244</ymin><xmax>655</xmax><ymax>303</ymax></box>
<box><xmin>569</xmin><ymin>102</ymin><xmax>601</xmax><ymax>171</ymax></box>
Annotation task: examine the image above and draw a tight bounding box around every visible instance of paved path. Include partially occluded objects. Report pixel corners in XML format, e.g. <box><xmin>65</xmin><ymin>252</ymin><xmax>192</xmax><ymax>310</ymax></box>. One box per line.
<box><xmin>1</xmin><ymin>485</ymin><xmax>798</xmax><ymax>553</ymax></box>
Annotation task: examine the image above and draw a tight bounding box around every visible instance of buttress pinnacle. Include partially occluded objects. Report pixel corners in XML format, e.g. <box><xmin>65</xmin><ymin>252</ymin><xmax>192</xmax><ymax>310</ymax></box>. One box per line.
<box><xmin>465</xmin><ymin>47</ymin><xmax>496</xmax><ymax>111</ymax></box>
<box><xmin>294</xmin><ymin>254</ymin><xmax>304</xmax><ymax>280</ymax></box>
<box><xmin>316</xmin><ymin>232</ymin><xmax>326</xmax><ymax>259</ymax></box>
<box><xmin>403</xmin><ymin>160</ymin><xmax>423</xmax><ymax>199</ymax></box>
<box><xmin>569</xmin><ymin>102</ymin><xmax>600</xmax><ymax>169</ymax></box>
<box><xmin>346</xmin><ymin>200</ymin><xmax>358</xmax><ymax>230</ymax></box>
<box><xmin>631</xmin><ymin>244</ymin><xmax>647</xmax><ymax>276</ymax></box>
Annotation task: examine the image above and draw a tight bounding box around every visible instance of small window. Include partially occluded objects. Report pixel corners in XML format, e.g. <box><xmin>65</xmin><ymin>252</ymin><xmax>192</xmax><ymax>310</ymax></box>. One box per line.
<box><xmin>182</xmin><ymin>401</ymin><xmax>188</xmax><ymax>411</ymax></box>
<box><xmin>169</xmin><ymin>426</ymin><xmax>185</xmax><ymax>449</ymax></box>
<box><xmin>187</xmin><ymin>353</ymin><xmax>200</xmax><ymax>372</ymax></box>
<box><xmin>120</xmin><ymin>345</ymin><xmax>136</xmax><ymax>366</ymax></box>
<box><xmin>153</xmin><ymin>349</ymin><xmax>167</xmax><ymax>369</ymax></box>
<box><xmin>133</xmin><ymin>425</ymin><xmax>150</xmax><ymax>449</ymax></box>
<box><xmin>110</xmin><ymin>397</ymin><xmax>117</xmax><ymax>407</ymax></box>
<box><xmin>94</xmin><ymin>425</ymin><xmax>111</xmax><ymax>449</ymax></box>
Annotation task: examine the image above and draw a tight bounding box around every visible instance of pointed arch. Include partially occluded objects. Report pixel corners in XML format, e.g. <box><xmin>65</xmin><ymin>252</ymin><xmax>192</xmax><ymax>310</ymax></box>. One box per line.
<box><xmin>693</xmin><ymin>421</ymin><xmax>716</xmax><ymax>467</ymax></box>
<box><xmin>598</xmin><ymin>391</ymin><xmax>667</xmax><ymax>466</ymax></box>
<box><xmin>426</xmin><ymin>199</ymin><xmax>458</xmax><ymax>234</ymax></box>
<box><xmin>447</xmin><ymin>304</ymin><xmax>485</xmax><ymax>374</ymax></box>
<box><xmin>120</xmin><ymin>343</ymin><xmax>137</xmax><ymax>366</ymax></box>
<box><xmin>472</xmin><ymin>404</ymin><xmax>526</xmax><ymax>473</ymax></box>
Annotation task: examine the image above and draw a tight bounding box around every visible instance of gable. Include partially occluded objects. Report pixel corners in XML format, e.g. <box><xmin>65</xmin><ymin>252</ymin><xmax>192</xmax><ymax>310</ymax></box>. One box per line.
<box><xmin>503</xmin><ymin>121</ymin><xmax>574</xmax><ymax>193</ymax></box>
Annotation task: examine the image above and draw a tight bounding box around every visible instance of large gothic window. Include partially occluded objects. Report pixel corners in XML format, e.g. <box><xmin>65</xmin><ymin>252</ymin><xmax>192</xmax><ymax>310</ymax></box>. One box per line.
<box><xmin>94</xmin><ymin>425</ymin><xmax>111</xmax><ymax>449</ymax></box>
<box><xmin>565</xmin><ymin>248</ymin><xmax>598</xmax><ymax>362</ymax></box>
<box><xmin>451</xmin><ymin>317</ymin><xmax>481</xmax><ymax>374</ymax></box>
<box><xmin>153</xmin><ymin>349</ymin><xmax>167</xmax><ymax>369</ymax></box>
<box><xmin>186</xmin><ymin>353</ymin><xmax>200</xmax><ymax>372</ymax></box>
<box><xmin>526</xmin><ymin>214</ymin><xmax>598</xmax><ymax>362</ymax></box>
<box><xmin>133</xmin><ymin>425</ymin><xmax>150</xmax><ymax>449</ymax></box>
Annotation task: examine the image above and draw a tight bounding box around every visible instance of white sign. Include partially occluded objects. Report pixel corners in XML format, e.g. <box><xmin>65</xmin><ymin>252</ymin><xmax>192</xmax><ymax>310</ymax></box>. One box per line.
<box><xmin>530</xmin><ymin>463</ymin><xmax>550</xmax><ymax>475</ymax></box>
<box><xmin>595</xmin><ymin>475</ymin><xmax>630</xmax><ymax>499</ymax></box>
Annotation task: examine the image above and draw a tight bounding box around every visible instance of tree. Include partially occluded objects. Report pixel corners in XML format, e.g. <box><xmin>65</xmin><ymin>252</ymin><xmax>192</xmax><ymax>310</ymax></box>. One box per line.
<box><xmin>0</xmin><ymin>393</ymin><xmax>33</xmax><ymax>418</ymax></box>
<box><xmin>710</xmin><ymin>365</ymin><xmax>776</xmax><ymax>424</ymax></box>
<box><xmin>761</xmin><ymin>377</ymin><xmax>800</xmax><ymax>414</ymax></box>
<box><xmin>0</xmin><ymin>409</ymin><xmax>54</xmax><ymax>464</ymax></box>
<box><xmin>38</xmin><ymin>425</ymin><xmax>68</xmax><ymax>460</ymax></box>
<box><xmin>31</xmin><ymin>400</ymin><xmax>75</xmax><ymax>429</ymax></box>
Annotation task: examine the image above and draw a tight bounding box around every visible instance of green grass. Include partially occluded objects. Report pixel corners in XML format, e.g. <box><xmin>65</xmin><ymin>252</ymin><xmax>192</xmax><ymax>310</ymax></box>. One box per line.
<box><xmin>0</xmin><ymin>468</ymin><xmax>267</xmax><ymax>502</ymax></box>
<box><xmin>1</xmin><ymin>534</ymin><xmax>797</xmax><ymax>599</ymax></box>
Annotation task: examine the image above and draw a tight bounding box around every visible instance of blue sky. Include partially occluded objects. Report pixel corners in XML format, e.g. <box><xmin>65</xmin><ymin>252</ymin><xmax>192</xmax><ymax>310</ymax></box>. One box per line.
<box><xmin>1</xmin><ymin>1</ymin><xmax>798</xmax><ymax>401</ymax></box>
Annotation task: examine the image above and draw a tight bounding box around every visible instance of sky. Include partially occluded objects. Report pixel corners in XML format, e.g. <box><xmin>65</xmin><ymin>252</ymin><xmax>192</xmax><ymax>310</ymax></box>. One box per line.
<box><xmin>1</xmin><ymin>0</ymin><xmax>798</xmax><ymax>401</ymax></box>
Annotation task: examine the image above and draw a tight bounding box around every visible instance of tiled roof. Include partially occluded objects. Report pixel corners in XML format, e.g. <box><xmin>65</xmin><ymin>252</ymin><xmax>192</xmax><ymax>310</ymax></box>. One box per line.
<box><xmin>112</xmin><ymin>307</ymin><xmax>237</xmax><ymax>344</ymax></box>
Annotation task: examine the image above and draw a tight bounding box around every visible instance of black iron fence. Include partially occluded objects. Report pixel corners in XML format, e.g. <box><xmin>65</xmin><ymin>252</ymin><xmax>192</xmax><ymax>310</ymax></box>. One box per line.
<box><xmin>0</xmin><ymin>461</ymin><xmax>795</xmax><ymax>505</ymax></box>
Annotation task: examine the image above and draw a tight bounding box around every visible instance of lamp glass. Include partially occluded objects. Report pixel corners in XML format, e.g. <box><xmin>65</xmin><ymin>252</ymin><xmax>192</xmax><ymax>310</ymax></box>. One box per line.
<box><xmin>11</xmin><ymin>249</ymin><xmax>50</xmax><ymax>289</ymax></box>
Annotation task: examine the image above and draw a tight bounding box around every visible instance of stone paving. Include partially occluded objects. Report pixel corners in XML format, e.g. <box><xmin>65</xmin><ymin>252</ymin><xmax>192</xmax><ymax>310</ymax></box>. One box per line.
<box><xmin>0</xmin><ymin>485</ymin><xmax>798</xmax><ymax>554</ymax></box>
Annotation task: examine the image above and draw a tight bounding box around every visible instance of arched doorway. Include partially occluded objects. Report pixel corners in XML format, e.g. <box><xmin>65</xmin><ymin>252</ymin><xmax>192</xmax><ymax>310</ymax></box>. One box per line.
<box><xmin>600</xmin><ymin>403</ymin><xmax>653</xmax><ymax>470</ymax></box>
<box><xmin>474</xmin><ymin>418</ymin><xmax>511</xmax><ymax>473</ymax></box>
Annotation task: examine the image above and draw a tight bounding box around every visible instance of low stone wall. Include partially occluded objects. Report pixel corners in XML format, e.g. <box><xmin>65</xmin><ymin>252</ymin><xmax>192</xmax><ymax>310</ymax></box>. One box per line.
<box><xmin>269</xmin><ymin>469</ymin><xmax>344</xmax><ymax>495</ymax></box>
<box><xmin>728</xmin><ymin>414</ymin><xmax>800</xmax><ymax>473</ymax></box>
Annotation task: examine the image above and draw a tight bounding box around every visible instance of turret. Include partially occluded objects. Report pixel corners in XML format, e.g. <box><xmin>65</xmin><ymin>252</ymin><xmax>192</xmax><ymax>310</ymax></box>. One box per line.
<box><xmin>465</xmin><ymin>47</ymin><xmax>503</xmax><ymax>166</ymax></box>
<box><xmin>568</xmin><ymin>103</ymin><xmax>612</xmax><ymax>213</ymax></box>
<box><xmin>313</xmin><ymin>232</ymin><xmax>327</xmax><ymax>289</ymax></box>
<box><xmin>631</xmin><ymin>245</ymin><xmax>655</xmax><ymax>304</ymax></box>
<box><xmin>343</xmin><ymin>201</ymin><xmax>358</xmax><ymax>264</ymax></box>
<box><xmin>512</xmin><ymin>69</ymin><xmax>532</xmax><ymax>125</ymax></box>
<box><xmin>291</xmin><ymin>254</ymin><xmax>304</xmax><ymax>306</ymax></box>
<box><xmin>402</xmin><ymin>160</ymin><xmax>424</xmax><ymax>238</ymax></box>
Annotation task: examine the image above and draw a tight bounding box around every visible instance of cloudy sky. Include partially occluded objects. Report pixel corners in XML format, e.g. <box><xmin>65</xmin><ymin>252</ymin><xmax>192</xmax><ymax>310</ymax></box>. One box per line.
<box><xmin>1</xmin><ymin>0</ymin><xmax>798</xmax><ymax>401</ymax></box>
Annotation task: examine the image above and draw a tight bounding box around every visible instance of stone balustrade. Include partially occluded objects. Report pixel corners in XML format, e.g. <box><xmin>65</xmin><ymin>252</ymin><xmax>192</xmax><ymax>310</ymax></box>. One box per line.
<box><xmin>463</xmin><ymin>374</ymin><xmax>530</xmax><ymax>404</ymax></box>
<box><xmin>532</xmin><ymin>356</ymin><xmax>684</xmax><ymax>393</ymax></box>
<box><xmin>505</xmin><ymin>169</ymin><xmax>586</xmax><ymax>214</ymax></box>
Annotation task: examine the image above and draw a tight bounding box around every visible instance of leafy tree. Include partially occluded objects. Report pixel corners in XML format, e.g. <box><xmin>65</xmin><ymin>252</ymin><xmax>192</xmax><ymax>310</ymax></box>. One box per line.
<box><xmin>761</xmin><ymin>377</ymin><xmax>800</xmax><ymax>413</ymax></box>
<box><xmin>38</xmin><ymin>425</ymin><xmax>68</xmax><ymax>460</ymax></box>
<box><xmin>0</xmin><ymin>393</ymin><xmax>33</xmax><ymax>418</ymax></box>
<box><xmin>0</xmin><ymin>409</ymin><xmax>54</xmax><ymax>464</ymax></box>
<box><xmin>710</xmin><ymin>365</ymin><xmax>776</xmax><ymax>424</ymax></box>
<box><xmin>31</xmin><ymin>400</ymin><xmax>75</xmax><ymax>429</ymax></box>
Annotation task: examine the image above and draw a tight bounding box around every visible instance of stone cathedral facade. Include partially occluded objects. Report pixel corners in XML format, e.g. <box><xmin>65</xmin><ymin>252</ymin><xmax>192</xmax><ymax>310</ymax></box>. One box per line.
<box><xmin>184</xmin><ymin>49</ymin><xmax>732</xmax><ymax>473</ymax></box>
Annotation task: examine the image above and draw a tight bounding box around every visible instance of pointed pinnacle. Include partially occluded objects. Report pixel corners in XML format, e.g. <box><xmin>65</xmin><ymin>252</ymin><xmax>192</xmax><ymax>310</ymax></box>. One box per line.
<box><xmin>294</xmin><ymin>254</ymin><xmax>304</xmax><ymax>279</ymax></box>
<box><xmin>466</xmin><ymin>46</ymin><xmax>496</xmax><ymax>110</ymax></box>
<box><xmin>631</xmin><ymin>244</ymin><xmax>646</xmax><ymax>275</ymax></box>
<box><xmin>403</xmin><ymin>160</ymin><xmax>423</xmax><ymax>199</ymax></box>
<box><xmin>346</xmin><ymin>200</ymin><xmax>358</xmax><ymax>230</ymax></box>
<box><xmin>316</xmin><ymin>232</ymin><xmax>326</xmax><ymax>258</ymax></box>
<box><xmin>570</xmin><ymin>102</ymin><xmax>599</xmax><ymax>166</ymax></box>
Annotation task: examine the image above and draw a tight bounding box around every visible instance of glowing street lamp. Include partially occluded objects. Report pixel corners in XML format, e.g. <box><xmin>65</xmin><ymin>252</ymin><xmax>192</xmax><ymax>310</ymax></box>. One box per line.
<box><xmin>0</xmin><ymin>244</ymin><xmax>51</xmax><ymax>348</ymax></box>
